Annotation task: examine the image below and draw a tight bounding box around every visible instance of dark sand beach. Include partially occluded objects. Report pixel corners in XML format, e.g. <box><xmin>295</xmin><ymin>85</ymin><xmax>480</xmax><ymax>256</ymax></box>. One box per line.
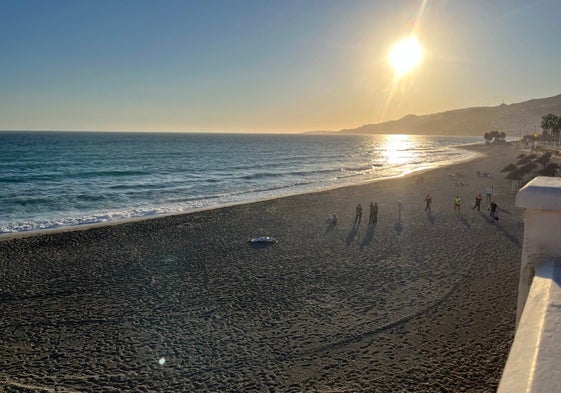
<box><xmin>1</xmin><ymin>144</ymin><xmax>524</xmax><ymax>392</ymax></box>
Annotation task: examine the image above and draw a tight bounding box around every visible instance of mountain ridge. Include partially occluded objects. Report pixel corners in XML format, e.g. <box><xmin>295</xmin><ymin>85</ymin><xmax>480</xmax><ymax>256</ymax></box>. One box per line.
<box><xmin>328</xmin><ymin>93</ymin><xmax>561</xmax><ymax>136</ymax></box>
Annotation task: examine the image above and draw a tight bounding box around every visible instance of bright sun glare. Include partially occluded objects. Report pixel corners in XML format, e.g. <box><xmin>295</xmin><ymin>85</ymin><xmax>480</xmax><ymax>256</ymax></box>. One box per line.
<box><xmin>389</xmin><ymin>37</ymin><xmax>423</xmax><ymax>77</ymax></box>
<box><xmin>382</xmin><ymin>134</ymin><xmax>413</xmax><ymax>165</ymax></box>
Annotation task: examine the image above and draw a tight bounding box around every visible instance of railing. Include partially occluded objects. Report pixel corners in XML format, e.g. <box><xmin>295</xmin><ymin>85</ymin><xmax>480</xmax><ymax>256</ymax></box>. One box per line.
<box><xmin>498</xmin><ymin>177</ymin><xmax>561</xmax><ymax>393</ymax></box>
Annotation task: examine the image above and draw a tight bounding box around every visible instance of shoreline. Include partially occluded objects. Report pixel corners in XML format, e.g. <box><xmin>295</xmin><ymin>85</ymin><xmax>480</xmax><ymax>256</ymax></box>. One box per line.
<box><xmin>0</xmin><ymin>142</ymin><xmax>523</xmax><ymax>391</ymax></box>
<box><xmin>0</xmin><ymin>144</ymin><xmax>482</xmax><ymax>242</ymax></box>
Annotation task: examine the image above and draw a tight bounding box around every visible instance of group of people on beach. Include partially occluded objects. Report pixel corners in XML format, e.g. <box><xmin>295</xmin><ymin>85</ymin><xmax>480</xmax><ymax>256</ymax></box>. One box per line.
<box><xmin>470</xmin><ymin>185</ymin><xmax>494</xmax><ymax>211</ymax></box>
<box><xmin>344</xmin><ymin>183</ymin><xmax>500</xmax><ymax>228</ymax></box>
<box><xmin>351</xmin><ymin>200</ymin><xmax>405</xmax><ymax>226</ymax></box>
<box><xmin>352</xmin><ymin>201</ymin><xmax>379</xmax><ymax>225</ymax></box>
<box><xmin>449</xmin><ymin>184</ymin><xmax>499</xmax><ymax>222</ymax></box>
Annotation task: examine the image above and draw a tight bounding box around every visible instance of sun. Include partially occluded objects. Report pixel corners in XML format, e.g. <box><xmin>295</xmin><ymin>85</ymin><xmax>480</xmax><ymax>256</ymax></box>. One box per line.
<box><xmin>389</xmin><ymin>37</ymin><xmax>423</xmax><ymax>77</ymax></box>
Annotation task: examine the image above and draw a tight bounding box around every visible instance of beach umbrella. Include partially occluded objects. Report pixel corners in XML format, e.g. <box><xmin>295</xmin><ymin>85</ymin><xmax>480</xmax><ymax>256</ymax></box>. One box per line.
<box><xmin>517</xmin><ymin>154</ymin><xmax>536</xmax><ymax>165</ymax></box>
<box><xmin>506</xmin><ymin>168</ymin><xmax>525</xmax><ymax>193</ymax></box>
<box><xmin>518</xmin><ymin>162</ymin><xmax>538</xmax><ymax>173</ymax></box>
<box><xmin>508</xmin><ymin>162</ymin><xmax>537</xmax><ymax>180</ymax></box>
<box><xmin>535</xmin><ymin>152</ymin><xmax>552</xmax><ymax>166</ymax></box>
<box><xmin>505</xmin><ymin>170</ymin><xmax>524</xmax><ymax>181</ymax></box>
<box><xmin>506</xmin><ymin>163</ymin><xmax>538</xmax><ymax>193</ymax></box>
<box><xmin>500</xmin><ymin>163</ymin><xmax>517</xmax><ymax>172</ymax></box>
<box><xmin>539</xmin><ymin>163</ymin><xmax>560</xmax><ymax>177</ymax></box>
<box><xmin>506</xmin><ymin>161</ymin><xmax>537</xmax><ymax>182</ymax></box>
<box><xmin>519</xmin><ymin>162</ymin><xmax>537</xmax><ymax>174</ymax></box>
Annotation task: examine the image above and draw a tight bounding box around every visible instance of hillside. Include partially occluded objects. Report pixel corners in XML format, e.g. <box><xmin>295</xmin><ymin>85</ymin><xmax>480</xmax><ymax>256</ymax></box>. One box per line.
<box><xmin>337</xmin><ymin>93</ymin><xmax>561</xmax><ymax>136</ymax></box>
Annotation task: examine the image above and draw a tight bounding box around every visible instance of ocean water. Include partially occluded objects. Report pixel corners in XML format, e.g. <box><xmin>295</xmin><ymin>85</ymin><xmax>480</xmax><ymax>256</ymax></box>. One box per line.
<box><xmin>0</xmin><ymin>132</ymin><xmax>481</xmax><ymax>234</ymax></box>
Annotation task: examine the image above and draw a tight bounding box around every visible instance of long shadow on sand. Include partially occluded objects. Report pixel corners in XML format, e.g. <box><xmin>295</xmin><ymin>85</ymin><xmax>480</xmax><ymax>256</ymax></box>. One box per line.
<box><xmin>457</xmin><ymin>213</ymin><xmax>471</xmax><ymax>228</ymax></box>
<box><xmin>477</xmin><ymin>211</ymin><xmax>521</xmax><ymax>247</ymax></box>
<box><xmin>360</xmin><ymin>223</ymin><xmax>377</xmax><ymax>249</ymax></box>
<box><xmin>426</xmin><ymin>211</ymin><xmax>435</xmax><ymax>225</ymax></box>
<box><xmin>498</xmin><ymin>206</ymin><xmax>512</xmax><ymax>216</ymax></box>
<box><xmin>325</xmin><ymin>221</ymin><xmax>337</xmax><ymax>234</ymax></box>
<box><xmin>346</xmin><ymin>223</ymin><xmax>359</xmax><ymax>246</ymax></box>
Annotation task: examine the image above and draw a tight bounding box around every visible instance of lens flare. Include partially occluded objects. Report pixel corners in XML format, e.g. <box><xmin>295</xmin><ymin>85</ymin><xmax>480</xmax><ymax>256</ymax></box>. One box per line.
<box><xmin>389</xmin><ymin>37</ymin><xmax>423</xmax><ymax>77</ymax></box>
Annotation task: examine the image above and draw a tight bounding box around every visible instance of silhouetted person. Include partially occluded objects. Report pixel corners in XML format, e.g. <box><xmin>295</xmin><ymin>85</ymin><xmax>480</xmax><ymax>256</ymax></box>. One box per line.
<box><xmin>489</xmin><ymin>200</ymin><xmax>498</xmax><ymax>222</ymax></box>
<box><xmin>454</xmin><ymin>195</ymin><xmax>461</xmax><ymax>213</ymax></box>
<box><xmin>486</xmin><ymin>185</ymin><xmax>494</xmax><ymax>203</ymax></box>
<box><xmin>354</xmin><ymin>204</ymin><xmax>362</xmax><ymax>224</ymax></box>
<box><xmin>397</xmin><ymin>200</ymin><xmax>403</xmax><ymax>222</ymax></box>
<box><xmin>369</xmin><ymin>202</ymin><xmax>378</xmax><ymax>224</ymax></box>
<box><xmin>424</xmin><ymin>194</ymin><xmax>432</xmax><ymax>212</ymax></box>
<box><xmin>472</xmin><ymin>193</ymin><xmax>482</xmax><ymax>211</ymax></box>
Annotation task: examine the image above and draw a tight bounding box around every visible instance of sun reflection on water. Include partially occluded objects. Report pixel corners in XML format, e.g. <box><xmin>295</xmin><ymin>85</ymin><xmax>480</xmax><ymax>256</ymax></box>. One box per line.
<box><xmin>381</xmin><ymin>134</ymin><xmax>416</xmax><ymax>165</ymax></box>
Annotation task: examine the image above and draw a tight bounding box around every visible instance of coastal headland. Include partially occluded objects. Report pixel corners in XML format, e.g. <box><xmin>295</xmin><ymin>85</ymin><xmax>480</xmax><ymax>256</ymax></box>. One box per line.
<box><xmin>0</xmin><ymin>144</ymin><xmax>524</xmax><ymax>392</ymax></box>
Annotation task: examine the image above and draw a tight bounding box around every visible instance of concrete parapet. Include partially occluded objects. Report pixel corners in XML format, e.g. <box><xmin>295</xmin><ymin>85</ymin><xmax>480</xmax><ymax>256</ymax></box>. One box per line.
<box><xmin>514</xmin><ymin>177</ymin><xmax>561</xmax><ymax>324</ymax></box>
<box><xmin>498</xmin><ymin>177</ymin><xmax>561</xmax><ymax>392</ymax></box>
<box><xmin>498</xmin><ymin>259</ymin><xmax>561</xmax><ymax>393</ymax></box>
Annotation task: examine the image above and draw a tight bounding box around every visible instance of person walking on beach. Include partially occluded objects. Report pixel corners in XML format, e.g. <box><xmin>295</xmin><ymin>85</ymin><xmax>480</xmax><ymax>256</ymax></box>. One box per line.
<box><xmin>369</xmin><ymin>202</ymin><xmax>378</xmax><ymax>224</ymax></box>
<box><xmin>488</xmin><ymin>200</ymin><xmax>499</xmax><ymax>222</ymax></box>
<box><xmin>454</xmin><ymin>195</ymin><xmax>461</xmax><ymax>213</ymax></box>
<box><xmin>472</xmin><ymin>193</ymin><xmax>482</xmax><ymax>211</ymax></box>
<box><xmin>397</xmin><ymin>200</ymin><xmax>403</xmax><ymax>222</ymax></box>
<box><xmin>354</xmin><ymin>203</ymin><xmax>363</xmax><ymax>225</ymax></box>
<box><xmin>424</xmin><ymin>193</ymin><xmax>432</xmax><ymax>212</ymax></box>
<box><xmin>486</xmin><ymin>185</ymin><xmax>494</xmax><ymax>203</ymax></box>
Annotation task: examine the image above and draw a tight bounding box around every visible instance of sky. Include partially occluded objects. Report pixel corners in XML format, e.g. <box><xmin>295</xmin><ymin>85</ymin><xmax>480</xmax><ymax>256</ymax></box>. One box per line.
<box><xmin>1</xmin><ymin>0</ymin><xmax>561</xmax><ymax>133</ymax></box>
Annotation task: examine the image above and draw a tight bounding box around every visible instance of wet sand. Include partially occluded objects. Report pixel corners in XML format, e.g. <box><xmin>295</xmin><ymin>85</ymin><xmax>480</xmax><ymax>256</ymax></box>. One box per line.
<box><xmin>0</xmin><ymin>143</ymin><xmax>524</xmax><ymax>392</ymax></box>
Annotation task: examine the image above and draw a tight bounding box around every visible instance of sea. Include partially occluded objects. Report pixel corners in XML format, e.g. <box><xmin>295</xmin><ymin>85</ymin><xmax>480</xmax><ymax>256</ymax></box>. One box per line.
<box><xmin>0</xmin><ymin>131</ymin><xmax>482</xmax><ymax>234</ymax></box>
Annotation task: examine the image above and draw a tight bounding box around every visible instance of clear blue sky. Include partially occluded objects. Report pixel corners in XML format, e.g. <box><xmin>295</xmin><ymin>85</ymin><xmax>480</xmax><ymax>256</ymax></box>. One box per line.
<box><xmin>1</xmin><ymin>0</ymin><xmax>561</xmax><ymax>133</ymax></box>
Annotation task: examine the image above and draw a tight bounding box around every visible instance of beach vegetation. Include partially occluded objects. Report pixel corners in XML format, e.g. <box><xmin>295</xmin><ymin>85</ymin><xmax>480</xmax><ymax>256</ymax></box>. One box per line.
<box><xmin>540</xmin><ymin>113</ymin><xmax>561</xmax><ymax>146</ymax></box>
<box><xmin>484</xmin><ymin>130</ymin><xmax>507</xmax><ymax>144</ymax></box>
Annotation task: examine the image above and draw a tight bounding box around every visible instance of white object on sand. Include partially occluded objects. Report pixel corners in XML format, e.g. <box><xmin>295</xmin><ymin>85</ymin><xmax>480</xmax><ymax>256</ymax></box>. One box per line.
<box><xmin>249</xmin><ymin>236</ymin><xmax>278</xmax><ymax>243</ymax></box>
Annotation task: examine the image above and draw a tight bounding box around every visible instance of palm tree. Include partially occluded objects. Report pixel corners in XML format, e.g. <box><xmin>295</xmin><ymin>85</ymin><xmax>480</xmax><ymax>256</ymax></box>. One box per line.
<box><xmin>540</xmin><ymin>113</ymin><xmax>559</xmax><ymax>144</ymax></box>
<box><xmin>553</xmin><ymin>116</ymin><xmax>561</xmax><ymax>146</ymax></box>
